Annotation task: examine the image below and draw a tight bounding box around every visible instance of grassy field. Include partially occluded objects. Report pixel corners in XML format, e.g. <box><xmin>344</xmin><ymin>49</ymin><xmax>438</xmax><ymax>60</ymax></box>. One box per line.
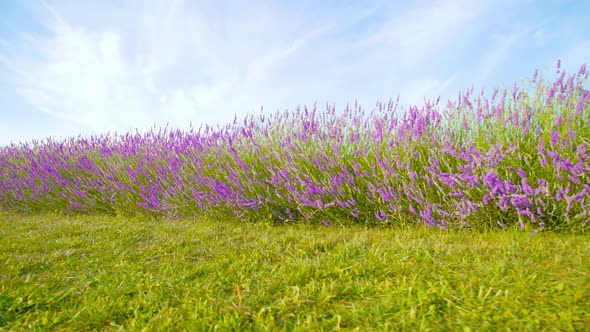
<box><xmin>1</xmin><ymin>212</ymin><xmax>588</xmax><ymax>331</ymax></box>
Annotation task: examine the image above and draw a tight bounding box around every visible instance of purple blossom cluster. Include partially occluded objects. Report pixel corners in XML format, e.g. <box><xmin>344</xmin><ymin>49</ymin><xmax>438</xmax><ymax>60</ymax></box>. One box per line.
<box><xmin>1</xmin><ymin>61</ymin><xmax>589</xmax><ymax>230</ymax></box>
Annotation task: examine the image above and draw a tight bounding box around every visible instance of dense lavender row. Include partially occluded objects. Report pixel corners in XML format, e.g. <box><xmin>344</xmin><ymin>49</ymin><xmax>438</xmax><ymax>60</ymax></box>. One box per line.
<box><xmin>1</xmin><ymin>61</ymin><xmax>589</xmax><ymax>230</ymax></box>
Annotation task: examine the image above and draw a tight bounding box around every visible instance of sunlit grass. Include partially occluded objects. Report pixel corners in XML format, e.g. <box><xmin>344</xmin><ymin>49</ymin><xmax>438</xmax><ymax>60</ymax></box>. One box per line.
<box><xmin>1</xmin><ymin>212</ymin><xmax>588</xmax><ymax>330</ymax></box>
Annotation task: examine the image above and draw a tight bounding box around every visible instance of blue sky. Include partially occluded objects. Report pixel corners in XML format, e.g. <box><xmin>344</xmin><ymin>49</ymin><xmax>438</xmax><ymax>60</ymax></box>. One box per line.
<box><xmin>0</xmin><ymin>0</ymin><xmax>588</xmax><ymax>146</ymax></box>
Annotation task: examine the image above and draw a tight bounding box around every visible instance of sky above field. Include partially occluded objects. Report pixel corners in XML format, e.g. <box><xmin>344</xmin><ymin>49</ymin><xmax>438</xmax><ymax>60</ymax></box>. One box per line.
<box><xmin>0</xmin><ymin>0</ymin><xmax>589</xmax><ymax>146</ymax></box>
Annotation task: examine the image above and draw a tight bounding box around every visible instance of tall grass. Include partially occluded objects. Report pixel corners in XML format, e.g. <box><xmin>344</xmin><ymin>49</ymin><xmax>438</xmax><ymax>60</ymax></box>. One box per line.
<box><xmin>1</xmin><ymin>60</ymin><xmax>589</xmax><ymax>231</ymax></box>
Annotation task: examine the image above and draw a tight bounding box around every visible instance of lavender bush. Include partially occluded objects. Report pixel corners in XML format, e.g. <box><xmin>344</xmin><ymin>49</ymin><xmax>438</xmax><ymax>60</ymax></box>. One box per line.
<box><xmin>1</xmin><ymin>61</ymin><xmax>589</xmax><ymax>230</ymax></box>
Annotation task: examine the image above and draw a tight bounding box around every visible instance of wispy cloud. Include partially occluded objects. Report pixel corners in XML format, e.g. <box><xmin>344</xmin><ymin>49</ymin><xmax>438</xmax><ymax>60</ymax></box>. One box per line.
<box><xmin>0</xmin><ymin>0</ymin><xmax>588</xmax><ymax>145</ymax></box>
<box><xmin>3</xmin><ymin>0</ymin><xmax>359</xmax><ymax>135</ymax></box>
<box><xmin>349</xmin><ymin>0</ymin><xmax>491</xmax><ymax>66</ymax></box>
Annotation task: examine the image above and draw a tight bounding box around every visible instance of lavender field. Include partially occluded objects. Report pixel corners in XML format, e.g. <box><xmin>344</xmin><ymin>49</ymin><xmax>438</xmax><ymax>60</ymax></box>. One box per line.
<box><xmin>1</xmin><ymin>61</ymin><xmax>590</xmax><ymax>330</ymax></box>
<box><xmin>1</xmin><ymin>61</ymin><xmax>589</xmax><ymax>231</ymax></box>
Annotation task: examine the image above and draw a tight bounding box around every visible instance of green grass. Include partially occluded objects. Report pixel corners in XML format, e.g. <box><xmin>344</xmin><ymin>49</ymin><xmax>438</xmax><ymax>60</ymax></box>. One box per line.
<box><xmin>1</xmin><ymin>213</ymin><xmax>589</xmax><ymax>331</ymax></box>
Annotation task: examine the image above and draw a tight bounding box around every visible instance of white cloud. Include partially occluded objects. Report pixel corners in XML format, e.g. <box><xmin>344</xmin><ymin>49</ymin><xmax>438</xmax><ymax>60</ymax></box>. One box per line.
<box><xmin>301</xmin><ymin>0</ymin><xmax>497</xmax><ymax>109</ymax></box>
<box><xmin>3</xmin><ymin>0</ymin><xmax>351</xmax><ymax>137</ymax></box>
<box><xmin>347</xmin><ymin>0</ymin><xmax>492</xmax><ymax>69</ymax></box>
<box><xmin>1</xmin><ymin>0</ymin><xmax>587</xmax><ymax>147</ymax></box>
<box><xmin>4</xmin><ymin>17</ymin><xmax>154</xmax><ymax>131</ymax></box>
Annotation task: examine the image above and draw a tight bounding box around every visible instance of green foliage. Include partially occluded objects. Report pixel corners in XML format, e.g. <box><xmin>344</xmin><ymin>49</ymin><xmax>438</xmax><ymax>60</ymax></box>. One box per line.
<box><xmin>1</xmin><ymin>213</ymin><xmax>588</xmax><ymax>330</ymax></box>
